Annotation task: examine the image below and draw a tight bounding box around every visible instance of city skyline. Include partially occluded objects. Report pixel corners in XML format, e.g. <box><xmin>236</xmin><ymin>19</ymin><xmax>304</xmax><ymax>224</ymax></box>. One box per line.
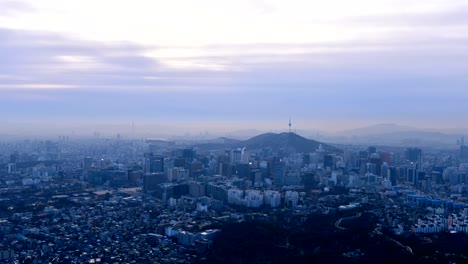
<box><xmin>2</xmin><ymin>0</ymin><xmax>468</xmax><ymax>132</ymax></box>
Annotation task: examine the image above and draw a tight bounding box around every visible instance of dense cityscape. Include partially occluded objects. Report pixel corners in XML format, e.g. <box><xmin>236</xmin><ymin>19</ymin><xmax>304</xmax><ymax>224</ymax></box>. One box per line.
<box><xmin>2</xmin><ymin>1</ymin><xmax>468</xmax><ymax>263</ymax></box>
<box><xmin>1</xmin><ymin>129</ymin><xmax>468</xmax><ymax>263</ymax></box>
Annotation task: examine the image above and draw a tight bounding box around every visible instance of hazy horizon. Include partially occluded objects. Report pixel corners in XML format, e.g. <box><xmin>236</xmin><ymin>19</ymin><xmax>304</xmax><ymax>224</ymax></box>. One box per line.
<box><xmin>2</xmin><ymin>121</ymin><xmax>468</xmax><ymax>140</ymax></box>
<box><xmin>2</xmin><ymin>0</ymin><xmax>468</xmax><ymax>135</ymax></box>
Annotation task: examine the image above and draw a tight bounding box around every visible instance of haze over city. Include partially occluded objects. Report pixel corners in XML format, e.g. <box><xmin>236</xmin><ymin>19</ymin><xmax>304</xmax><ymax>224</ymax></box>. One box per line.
<box><xmin>1</xmin><ymin>0</ymin><xmax>468</xmax><ymax>137</ymax></box>
<box><xmin>4</xmin><ymin>1</ymin><xmax>468</xmax><ymax>263</ymax></box>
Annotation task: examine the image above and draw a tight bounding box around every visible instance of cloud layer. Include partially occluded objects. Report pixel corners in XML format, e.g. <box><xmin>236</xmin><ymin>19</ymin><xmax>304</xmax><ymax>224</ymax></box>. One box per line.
<box><xmin>1</xmin><ymin>0</ymin><xmax>468</xmax><ymax>135</ymax></box>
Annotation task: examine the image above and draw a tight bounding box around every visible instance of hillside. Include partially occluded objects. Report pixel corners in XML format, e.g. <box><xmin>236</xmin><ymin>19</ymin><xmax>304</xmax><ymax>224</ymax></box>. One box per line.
<box><xmin>235</xmin><ymin>132</ymin><xmax>341</xmax><ymax>153</ymax></box>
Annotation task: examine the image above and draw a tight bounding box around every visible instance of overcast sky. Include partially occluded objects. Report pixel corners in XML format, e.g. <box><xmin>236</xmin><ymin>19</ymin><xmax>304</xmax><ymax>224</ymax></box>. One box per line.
<box><xmin>1</xmin><ymin>0</ymin><xmax>468</xmax><ymax>136</ymax></box>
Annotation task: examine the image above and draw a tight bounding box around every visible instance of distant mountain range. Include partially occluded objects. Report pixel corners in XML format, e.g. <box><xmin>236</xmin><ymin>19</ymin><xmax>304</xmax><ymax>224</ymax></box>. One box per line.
<box><xmin>328</xmin><ymin>123</ymin><xmax>467</xmax><ymax>148</ymax></box>
<box><xmin>223</xmin><ymin>129</ymin><xmax>265</xmax><ymax>140</ymax></box>
<box><xmin>338</xmin><ymin>123</ymin><xmax>418</xmax><ymax>136</ymax></box>
<box><xmin>194</xmin><ymin>132</ymin><xmax>341</xmax><ymax>153</ymax></box>
<box><xmin>336</xmin><ymin>123</ymin><xmax>468</xmax><ymax>136</ymax></box>
<box><xmin>150</xmin><ymin>123</ymin><xmax>468</xmax><ymax>149</ymax></box>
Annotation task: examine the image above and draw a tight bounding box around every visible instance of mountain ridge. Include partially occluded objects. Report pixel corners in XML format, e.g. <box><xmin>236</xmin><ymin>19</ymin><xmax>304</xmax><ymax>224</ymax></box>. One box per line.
<box><xmin>193</xmin><ymin>132</ymin><xmax>341</xmax><ymax>153</ymax></box>
<box><xmin>234</xmin><ymin>132</ymin><xmax>341</xmax><ymax>153</ymax></box>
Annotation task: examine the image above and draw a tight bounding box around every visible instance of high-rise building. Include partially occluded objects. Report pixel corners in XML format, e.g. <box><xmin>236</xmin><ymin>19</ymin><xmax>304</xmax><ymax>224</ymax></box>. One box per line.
<box><xmin>389</xmin><ymin>166</ymin><xmax>397</xmax><ymax>186</ymax></box>
<box><xmin>272</xmin><ymin>158</ymin><xmax>286</xmax><ymax>186</ymax></box>
<box><xmin>189</xmin><ymin>161</ymin><xmax>204</xmax><ymax>179</ymax></box>
<box><xmin>366</xmin><ymin>163</ymin><xmax>377</xmax><ymax>175</ymax></box>
<box><xmin>380</xmin><ymin>152</ymin><xmax>392</xmax><ymax>164</ymax></box>
<box><xmin>406</xmin><ymin>165</ymin><xmax>417</xmax><ymax>185</ymax></box>
<box><xmin>369</xmin><ymin>153</ymin><xmax>382</xmax><ymax>176</ymax></box>
<box><xmin>189</xmin><ymin>181</ymin><xmax>205</xmax><ymax>197</ymax></box>
<box><xmin>144</xmin><ymin>153</ymin><xmax>164</xmax><ymax>173</ymax></box>
<box><xmin>174</xmin><ymin>157</ymin><xmax>186</xmax><ymax>168</ymax></box>
<box><xmin>381</xmin><ymin>162</ymin><xmax>389</xmax><ymax>179</ymax></box>
<box><xmin>461</xmin><ymin>145</ymin><xmax>468</xmax><ymax>159</ymax></box>
<box><xmin>143</xmin><ymin>173</ymin><xmax>165</xmax><ymax>192</ymax></box>
<box><xmin>405</xmin><ymin>148</ymin><xmax>422</xmax><ymax>163</ymax></box>
<box><xmin>167</xmin><ymin>167</ymin><xmax>189</xmax><ymax>182</ymax></box>
<box><xmin>183</xmin><ymin>148</ymin><xmax>195</xmax><ymax>162</ymax></box>
<box><xmin>230</xmin><ymin>149</ymin><xmax>242</xmax><ymax>164</ymax></box>
<box><xmin>250</xmin><ymin>169</ymin><xmax>263</xmax><ymax>185</ymax></box>
<box><xmin>368</xmin><ymin>146</ymin><xmax>377</xmax><ymax>155</ymax></box>
<box><xmin>303</xmin><ymin>171</ymin><xmax>316</xmax><ymax>188</ymax></box>
<box><xmin>236</xmin><ymin>163</ymin><xmax>250</xmax><ymax>178</ymax></box>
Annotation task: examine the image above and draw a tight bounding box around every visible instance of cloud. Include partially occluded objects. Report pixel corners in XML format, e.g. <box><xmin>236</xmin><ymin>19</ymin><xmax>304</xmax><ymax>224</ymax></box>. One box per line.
<box><xmin>0</xmin><ymin>28</ymin><xmax>232</xmax><ymax>90</ymax></box>
<box><xmin>0</xmin><ymin>0</ymin><xmax>34</xmax><ymax>16</ymax></box>
<box><xmin>2</xmin><ymin>0</ymin><xmax>466</xmax><ymax>47</ymax></box>
<box><xmin>345</xmin><ymin>5</ymin><xmax>468</xmax><ymax>28</ymax></box>
<box><xmin>1</xmin><ymin>11</ymin><xmax>468</xmax><ymax>132</ymax></box>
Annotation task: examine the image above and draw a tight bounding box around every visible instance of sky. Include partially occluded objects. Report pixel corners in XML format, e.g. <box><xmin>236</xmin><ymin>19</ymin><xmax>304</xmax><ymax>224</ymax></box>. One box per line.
<box><xmin>1</xmin><ymin>0</ymin><xmax>468</xmax><ymax>137</ymax></box>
